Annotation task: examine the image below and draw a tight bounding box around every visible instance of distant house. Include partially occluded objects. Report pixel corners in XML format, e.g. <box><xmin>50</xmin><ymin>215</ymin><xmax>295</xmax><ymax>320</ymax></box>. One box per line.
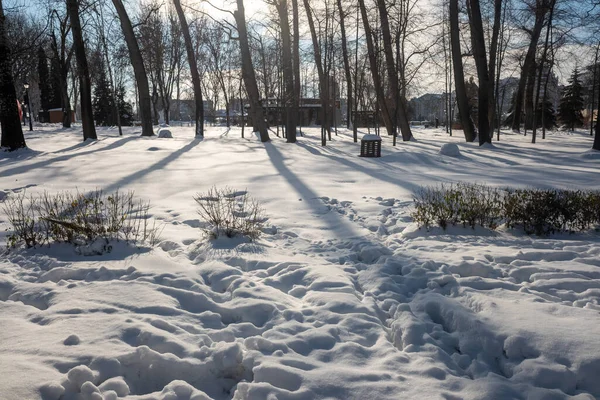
<box><xmin>245</xmin><ymin>98</ymin><xmax>342</xmax><ymax>127</ymax></box>
<box><xmin>164</xmin><ymin>99</ymin><xmax>214</xmax><ymax>122</ymax></box>
<box><xmin>47</xmin><ymin>108</ymin><xmax>75</xmax><ymax>124</ymax></box>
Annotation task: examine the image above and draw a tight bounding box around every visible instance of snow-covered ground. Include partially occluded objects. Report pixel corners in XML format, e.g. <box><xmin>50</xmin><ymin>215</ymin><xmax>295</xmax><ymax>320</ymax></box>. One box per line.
<box><xmin>1</xmin><ymin>124</ymin><xmax>599</xmax><ymax>400</ymax></box>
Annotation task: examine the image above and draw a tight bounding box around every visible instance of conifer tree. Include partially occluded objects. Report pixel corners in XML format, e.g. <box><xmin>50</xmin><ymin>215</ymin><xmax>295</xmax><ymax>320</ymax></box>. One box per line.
<box><xmin>535</xmin><ymin>99</ymin><xmax>556</xmax><ymax>130</ymax></box>
<box><xmin>558</xmin><ymin>68</ymin><xmax>584</xmax><ymax>131</ymax></box>
<box><xmin>116</xmin><ymin>84</ymin><xmax>133</xmax><ymax>126</ymax></box>
<box><xmin>92</xmin><ymin>65</ymin><xmax>114</xmax><ymax>126</ymax></box>
<box><xmin>37</xmin><ymin>47</ymin><xmax>52</xmax><ymax>115</ymax></box>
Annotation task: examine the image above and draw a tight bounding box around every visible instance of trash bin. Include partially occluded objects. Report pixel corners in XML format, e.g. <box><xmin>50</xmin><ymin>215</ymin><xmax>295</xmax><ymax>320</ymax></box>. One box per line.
<box><xmin>360</xmin><ymin>134</ymin><xmax>381</xmax><ymax>157</ymax></box>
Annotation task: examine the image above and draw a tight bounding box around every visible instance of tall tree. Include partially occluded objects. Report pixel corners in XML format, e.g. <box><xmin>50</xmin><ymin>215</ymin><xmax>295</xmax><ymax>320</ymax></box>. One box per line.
<box><xmin>466</xmin><ymin>0</ymin><xmax>491</xmax><ymax>145</ymax></box>
<box><xmin>357</xmin><ymin>0</ymin><xmax>393</xmax><ymax>139</ymax></box>
<box><xmin>336</xmin><ymin>0</ymin><xmax>352</xmax><ymax>131</ymax></box>
<box><xmin>558</xmin><ymin>68</ymin><xmax>584</xmax><ymax>131</ymax></box>
<box><xmin>531</xmin><ymin>0</ymin><xmax>555</xmax><ymax>143</ymax></box>
<box><xmin>291</xmin><ymin>0</ymin><xmax>301</xmax><ymax>133</ymax></box>
<box><xmin>511</xmin><ymin>0</ymin><xmax>549</xmax><ymax>132</ymax></box>
<box><xmin>37</xmin><ymin>47</ymin><xmax>52</xmax><ymax>115</ymax></box>
<box><xmin>173</xmin><ymin>0</ymin><xmax>204</xmax><ymax>137</ymax></box>
<box><xmin>234</xmin><ymin>0</ymin><xmax>269</xmax><ymax>141</ymax></box>
<box><xmin>111</xmin><ymin>0</ymin><xmax>154</xmax><ymax>136</ymax></box>
<box><xmin>374</xmin><ymin>0</ymin><xmax>412</xmax><ymax>142</ymax></box>
<box><xmin>0</xmin><ymin>0</ymin><xmax>26</xmax><ymax>150</ymax></box>
<box><xmin>594</xmin><ymin>76</ymin><xmax>600</xmax><ymax>150</ymax></box>
<box><xmin>49</xmin><ymin>10</ymin><xmax>73</xmax><ymax>128</ymax></box>
<box><xmin>449</xmin><ymin>0</ymin><xmax>475</xmax><ymax>142</ymax></box>
<box><xmin>274</xmin><ymin>0</ymin><xmax>297</xmax><ymax>142</ymax></box>
<box><xmin>303</xmin><ymin>0</ymin><xmax>329</xmax><ymax>145</ymax></box>
<box><xmin>66</xmin><ymin>0</ymin><xmax>97</xmax><ymax>140</ymax></box>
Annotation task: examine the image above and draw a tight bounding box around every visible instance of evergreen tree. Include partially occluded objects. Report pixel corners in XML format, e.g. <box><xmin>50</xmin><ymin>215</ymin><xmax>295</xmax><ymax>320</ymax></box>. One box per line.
<box><xmin>558</xmin><ymin>68</ymin><xmax>584</xmax><ymax>131</ymax></box>
<box><xmin>37</xmin><ymin>47</ymin><xmax>51</xmax><ymax>114</ymax></box>
<box><xmin>116</xmin><ymin>84</ymin><xmax>133</xmax><ymax>126</ymax></box>
<box><xmin>48</xmin><ymin>57</ymin><xmax>62</xmax><ymax>110</ymax></box>
<box><xmin>535</xmin><ymin>99</ymin><xmax>556</xmax><ymax>130</ymax></box>
<box><xmin>92</xmin><ymin>65</ymin><xmax>114</xmax><ymax>126</ymax></box>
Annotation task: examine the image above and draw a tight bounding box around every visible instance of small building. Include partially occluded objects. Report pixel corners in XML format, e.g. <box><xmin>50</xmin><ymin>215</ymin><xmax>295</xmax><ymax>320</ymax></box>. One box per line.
<box><xmin>48</xmin><ymin>108</ymin><xmax>75</xmax><ymax>124</ymax></box>
<box><xmin>247</xmin><ymin>98</ymin><xmax>341</xmax><ymax>127</ymax></box>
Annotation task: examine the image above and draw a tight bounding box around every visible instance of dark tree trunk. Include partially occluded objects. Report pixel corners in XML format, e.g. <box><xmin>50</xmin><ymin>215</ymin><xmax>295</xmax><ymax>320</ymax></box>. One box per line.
<box><xmin>292</xmin><ymin>0</ymin><xmax>301</xmax><ymax>134</ymax></box>
<box><xmin>336</xmin><ymin>0</ymin><xmax>352</xmax><ymax>131</ymax></box>
<box><xmin>357</xmin><ymin>0</ymin><xmax>393</xmax><ymax>138</ymax></box>
<box><xmin>234</xmin><ymin>0</ymin><xmax>269</xmax><ymax>141</ymax></box>
<box><xmin>303</xmin><ymin>0</ymin><xmax>329</xmax><ymax>146</ymax></box>
<box><xmin>594</xmin><ymin>69</ymin><xmax>600</xmax><ymax>150</ymax></box>
<box><xmin>467</xmin><ymin>0</ymin><xmax>491</xmax><ymax>145</ymax></box>
<box><xmin>50</xmin><ymin>25</ymin><xmax>73</xmax><ymax>129</ymax></box>
<box><xmin>511</xmin><ymin>1</ymin><xmax>547</xmax><ymax>132</ymax></box>
<box><xmin>67</xmin><ymin>0</ymin><xmax>97</xmax><ymax>141</ymax></box>
<box><xmin>173</xmin><ymin>0</ymin><xmax>204</xmax><ymax>137</ymax></box>
<box><xmin>449</xmin><ymin>0</ymin><xmax>475</xmax><ymax>142</ymax></box>
<box><xmin>590</xmin><ymin>43</ymin><xmax>599</xmax><ymax>137</ymax></box>
<box><xmin>375</xmin><ymin>0</ymin><xmax>412</xmax><ymax>142</ymax></box>
<box><xmin>487</xmin><ymin>0</ymin><xmax>501</xmax><ymax>131</ymax></box>
<box><xmin>112</xmin><ymin>0</ymin><xmax>154</xmax><ymax>136</ymax></box>
<box><xmin>276</xmin><ymin>0</ymin><xmax>297</xmax><ymax>143</ymax></box>
<box><xmin>524</xmin><ymin>58</ymin><xmax>537</xmax><ymax>133</ymax></box>
<box><xmin>0</xmin><ymin>0</ymin><xmax>26</xmax><ymax>150</ymax></box>
<box><xmin>532</xmin><ymin>0</ymin><xmax>555</xmax><ymax>144</ymax></box>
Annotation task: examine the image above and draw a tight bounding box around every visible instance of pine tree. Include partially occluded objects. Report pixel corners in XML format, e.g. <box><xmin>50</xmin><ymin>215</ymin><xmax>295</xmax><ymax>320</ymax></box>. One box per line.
<box><xmin>558</xmin><ymin>68</ymin><xmax>584</xmax><ymax>131</ymax></box>
<box><xmin>116</xmin><ymin>84</ymin><xmax>133</xmax><ymax>126</ymax></box>
<box><xmin>37</xmin><ymin>47</ymin><xmax>52</xmax><ymax>115</ymax></box>
<box><xmin>92</xmin><ymin>65</ymin><xmax>114</xmax><ymax>126</ymax></box>
<box><xmin>48</xmin><ymin>57</ymin><xmax>62</xmax><ymax>110</ymax></box>
<box><xmin>535</xmin><ymin>99</ymin><xmax>556</xmax><ymax>130</ymax></box>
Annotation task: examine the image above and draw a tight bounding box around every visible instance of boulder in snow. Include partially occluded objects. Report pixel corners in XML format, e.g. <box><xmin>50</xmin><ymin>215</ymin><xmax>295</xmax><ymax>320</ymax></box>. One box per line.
<box><xmin>158</xmin><ymin>128</ymin><xmax>173</xmax><ymax>138</ymax></box>
<box><xmin>439</xmin><ymin>143</ymin><xmax>460</xmax><ymax>157</ymax></box>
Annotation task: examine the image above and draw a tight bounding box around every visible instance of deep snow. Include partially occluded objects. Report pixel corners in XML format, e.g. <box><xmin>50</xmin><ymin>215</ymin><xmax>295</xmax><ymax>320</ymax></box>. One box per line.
<box><xmin>1</xmin><ymin>124</ymin><xmax>599</xmax><ymax>400</ymax></box>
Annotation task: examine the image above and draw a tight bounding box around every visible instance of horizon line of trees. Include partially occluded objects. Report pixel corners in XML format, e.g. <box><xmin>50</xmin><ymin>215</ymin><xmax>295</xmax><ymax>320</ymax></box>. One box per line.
<box><xmin>1</xmin><ymin>0</ymin><xmax>600</xmax><ymax>151</ymax></box>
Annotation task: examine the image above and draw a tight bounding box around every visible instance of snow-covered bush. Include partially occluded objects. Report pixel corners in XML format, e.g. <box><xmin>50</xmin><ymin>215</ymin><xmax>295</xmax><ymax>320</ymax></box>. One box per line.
<box><xmin>412</xmin><ymin>183</ymin><xmax>503</xmax><ymax>230</ymax></box>
<box><xmin>194</xmin><ymin>187</ymin><xmax>265</xmax><ymax>239</ymax></box>
<box><xmin>504</xmin><ymin>188</ymin><xmax>600</xmax><ymax>235</ymax></box>
<box><xmin>412</xmin><ymin>183</ymin><xmax>600</xmax><ymax>235</ymax></box>
<box><xmin>2</xmin><ymin>190</ymin><xmax>161</xmax><ymax>251</ymax></box>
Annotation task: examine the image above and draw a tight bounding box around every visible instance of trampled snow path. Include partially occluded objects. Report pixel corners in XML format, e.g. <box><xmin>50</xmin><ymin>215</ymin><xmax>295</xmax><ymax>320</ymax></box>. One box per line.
<box><xmin>1</xmin><ymin>125</ymin><xmax>599</xmax><ymax>399</ymax></box>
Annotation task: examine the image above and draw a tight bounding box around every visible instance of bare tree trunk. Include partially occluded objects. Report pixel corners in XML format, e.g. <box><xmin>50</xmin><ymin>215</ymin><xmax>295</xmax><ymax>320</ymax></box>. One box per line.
<box><xmin>112</xmin><ymin>0</ymin><xmax>154</xmax><ymax>136</ymax></box>
<box><xmin>375</xmin><ymin>0</ymin><xmax>412</xmax><ymax>142</ymax></box>
<box><xmin>0</xmin><ymin>0</ymin><xmax>26</xmax><ymax>150</ymax></box>
<box><xmin>590</xmin><ymin>43</ymin><xmax>599</xmax><ymax>137</ymax></box>
<box><xmin>595</xmin><ymin>63</ymin><xmax>600</xmax><ymax>150</ymax></box>
<box><xmin>449</xmin><ymin>0</ymin><xmax>475</xmax><ymax>142</ymax></box>
<box><xmin>357</xmin><ymin>0</ymin><xmax>393</xmax><ymax>137</ymax></box>
<box><xmin>467</xmin><ymin>0</ymin><xmax>490</xmax><ymax>145</ymax></box>
<box><xmin>234</xmin><ymin>0</ymin><xmax>269</xmax><ymax>141</ymax></box>
<box><xmin>511</xmin><ymin>1</ymin><xmax>547</xmax><ymax>132</ymax></box>
<box><xmin>336</xmin><ymin>0</ymin><xmax>352</xmax><ymax>131</ymax></box>
<box><xmin>67</xmin><ymin>0</ymin><xmax>96</xmax><ymax>141</ymax></box>
<box><xmin>532</xmin><ymin>0</ymin><xmax>555</xmax><ymax>144</ymax></box>
<box><xmin>487</xmin><ymin>0</ymin><xmax>501</xmax><ymax>132</ymax></box>
<box><xmin>276</xmin><ymin>0</ymin><xmax>297</xmax><ymax>142</ymax></box>
<box><xmin>97</xmin><ymin>8</ymin><xmax>122</xmax><ymax>136</ymax></box>
<box><xmin>173</xmin><ymin>0</ymin><xmax>204</xmax><ymax>137</ymax></box>
<box><xmin>292</xmin><ymin>0</ymin><xmax>301</xmax><ymax>134</ymax></box>
<box><xmin>352</xmin><ymin>4</ymin><xmax>359</xmax><ymax>142</ymax></box>
<box><xmin>303</xmin><ymin>0</ymin><xmax>329</xmax><ymax>146</ymax></box>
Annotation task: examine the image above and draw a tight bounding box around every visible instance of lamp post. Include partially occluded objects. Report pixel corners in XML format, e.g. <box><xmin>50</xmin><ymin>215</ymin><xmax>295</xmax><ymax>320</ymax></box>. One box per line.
<box><xmin>24</xmin><ymin>82</ymin><xmax>33</xmax><ymax>131</ymax></box>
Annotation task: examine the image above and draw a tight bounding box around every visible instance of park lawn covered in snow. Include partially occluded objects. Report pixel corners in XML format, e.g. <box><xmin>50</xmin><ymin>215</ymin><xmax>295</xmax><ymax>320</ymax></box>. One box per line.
<box><xmin>1</xmin><ymin>124</ymin><xmax>599</xmax><ymax>400</ymax></box>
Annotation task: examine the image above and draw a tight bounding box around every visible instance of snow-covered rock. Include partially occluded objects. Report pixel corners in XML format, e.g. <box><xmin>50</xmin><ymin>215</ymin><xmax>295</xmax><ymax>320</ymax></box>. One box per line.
<box><xmin>439</xmin><ymin>143</ymin><xmax>460</xmax><ymax>157</ymax></box>
<box><xmin>158</xmin><ymin>128</ymin><xmax>173</xmax><ymax>138</ymax></box>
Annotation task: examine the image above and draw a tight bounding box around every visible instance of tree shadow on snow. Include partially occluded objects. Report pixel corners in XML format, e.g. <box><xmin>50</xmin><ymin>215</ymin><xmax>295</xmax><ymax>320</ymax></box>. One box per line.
<box><xmin>103</xmin><ymin>138</ymin><xmax>203</xmax><ymax>193</ymax></box>
<box><xmin>0</xmin><ymin>136</ymin><xmax>139</xmax><ymax>177</ymax></box>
